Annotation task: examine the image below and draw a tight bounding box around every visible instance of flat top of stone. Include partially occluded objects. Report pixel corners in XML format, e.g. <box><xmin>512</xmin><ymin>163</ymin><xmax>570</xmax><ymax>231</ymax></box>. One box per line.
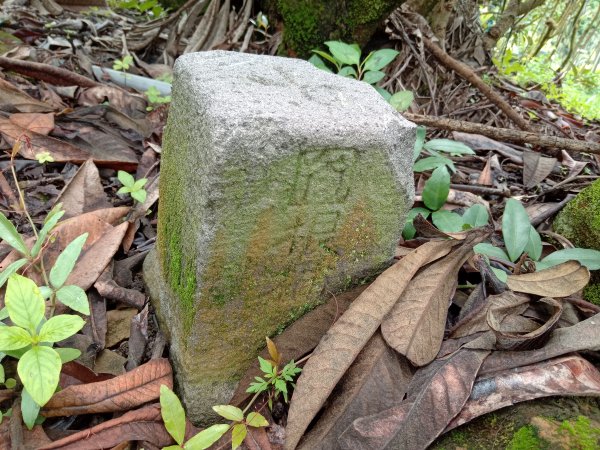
<box><xmin>173</xmin><ymin>51</ymin><xmax>413</xmax><ymax>138</ymax></box>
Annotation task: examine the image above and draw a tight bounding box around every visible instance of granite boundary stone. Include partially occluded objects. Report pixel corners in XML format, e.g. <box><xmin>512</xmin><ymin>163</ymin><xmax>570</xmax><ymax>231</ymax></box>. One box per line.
<box><xmin>144</xmin><ymin>50</ymin><xmax>416</xmax><ymax>424</ymax></box>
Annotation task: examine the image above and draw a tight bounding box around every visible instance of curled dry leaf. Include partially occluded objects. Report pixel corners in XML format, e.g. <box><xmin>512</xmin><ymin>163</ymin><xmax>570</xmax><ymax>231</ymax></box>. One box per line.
<box><xmin>297</xmin><ymin>333</ymin><xmax>412</xmax><ymax>450</ymax></box>
<box><xmin>506</xmin><ymin>260</ymin><xmax>589</xmax><ymax>297</ymax></box>
<box><xmin>446</xmin><ymin>355</ymin><xmax>600</xmax><ymax>432</ymax></box>
<box><xmin>0</xmin><ymin>78</ymin><xmax>54</xmax><ymax>113</ymax></box>
<box><xmin>284</xmin><ymin>239</ymin><xmax>459</xmax><ymax>450</ymax></box>
<box><xmin>381</xmin><ymin>229</ymin><xmax>490</xmax><ymax>367</ymax></box>
<box><xmin>522</xmin><ymin>149</ymin><xmax>557</xmax><ymax>188</ymax></box>
<box><xmin>480</xmin><ymin>312</ymin><xmax>600</xmax><ymax>375</ymax></box>
<box><xmin>338</xmin><ymin>347</ymin><xmax>490</xmax><ymax>450</ymax></box>
<box><xmin>42</xmin><ymin>358</ymin><xmax>172</xmax><ymax>417</ymax></box>
<box><xmin>487</xmin><ymin>296</ymin><xmax>563</xmax><ymax>351</ymax></box>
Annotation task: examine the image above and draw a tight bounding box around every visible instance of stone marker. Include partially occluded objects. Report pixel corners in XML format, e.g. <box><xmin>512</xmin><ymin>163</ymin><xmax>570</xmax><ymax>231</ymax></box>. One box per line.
<box><xmin>144</xmin><ymin>50</ymin><xmax>415</xmax><ymax>423</ymax></box>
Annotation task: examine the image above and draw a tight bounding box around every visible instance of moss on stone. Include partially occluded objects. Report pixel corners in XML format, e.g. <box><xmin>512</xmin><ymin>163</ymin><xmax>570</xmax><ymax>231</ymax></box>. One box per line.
<box><xmin>506</xmin><ymin>425</ymin><xmax>546</xmax><ymax>450</ymax></box>
<box><xmin>554</xmin><ymin>178</ymin><xmax>600</xmax><ymax>251</ymax></box>
<box><xmin>584</xmin><ymin>284</ymin><xmax>600</xmax><ymax>306</ymax></box>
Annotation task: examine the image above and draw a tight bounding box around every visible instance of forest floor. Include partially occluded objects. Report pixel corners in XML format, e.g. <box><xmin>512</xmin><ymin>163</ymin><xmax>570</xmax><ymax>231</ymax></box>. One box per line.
<box><xmin>0</xmin><ymin>2</ymin><xmax>600</xmax><ymax>450</ymax></box>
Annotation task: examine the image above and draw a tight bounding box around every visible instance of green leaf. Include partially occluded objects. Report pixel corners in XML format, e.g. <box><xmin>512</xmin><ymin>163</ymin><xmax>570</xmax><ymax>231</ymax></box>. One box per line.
<box><xmin>423</xmin><ymin>139</ymin><xmax>475</xmax><ymax>155</ymax></box>
<box><xmin>0</xmin><ymin>326</ymin><xmax>33</xmax><ymax>350</ymax></box>
<box><xmin>231</xmin><ymin>423</ymin><xmax>247</xmax><ymax>450</ymax></box>
<box><xmin>308</xmin><ymin>54</ymin><xmax>333</xmax><ymax>73</ymax></box>
<box><xmin>213</xmin><ymin>405</ymin><xmax>244</xmax><ymax>422</ymax></box>
<box><xmin>21</xmin><ymin>388</ymin><xmax>40</xmax><ymax>430</ymax></box>
<box><xmin>538</xmin><ymin>248</ymin><xmax>600</xmax><ymax>270</ymax></box>
<box><xmin>39</xmin><ymin>286</ymin><xmax>53</xmax><ymax>300</ymax></box>
<box><xmin>491</xmin><ymin>267</ymin><xmax>508</xmax><ymax>283</ymax></box>
<box><xmin>183</xmin><ymin>424</ymin><xmax>230</xmax><ymax>450</ymax></box>
<box><xmin>413</xmin><ymin>126</ymin><xmax>426</xmax><ymax>161</ymax></box>
<box><xmin>311</xmin><ymin>50</ymin><xmax>339</xmax><ymax>68</ymax></box>
<box><xmin>117</xmin><ymin>186</ymin><xmax>132</xmax><ymax>195</ymax></box>
<box><xmin>422</xmin><ymin>166</ymin><xmax>450</xmax><ymax>211</ymax></box>
<box><xmin>324</xmin><ymin>41</ymin><xmax>360</xmax><ymax>66</ymax></box>
<box><xmin>6</xmin><ymin>274</ymin><xmax>45</xmax><ymax>333</ymax></box>
<box><xmin>338</xmin><ymin>66</ymin><xmax>357</xmax><ymax>78</ymax></box>
<box><xmin>258</xmin><ymin>356</ymin><xmax>273</xmax><ymax>374</ymax></box>
<box><xmin>502</xmin><ymin>198</ymin><xmax>531</xmax><ymax>262</ymax></box>
<box><xmin>38</xmin><ymin>315</ymin><xmax>84</xmax><ymax>344</ymax></box>
<box><xmin>363</xmin><ymin>48</ymin><xmax>399</xmax><ymax>71</ymax></box>
<box><xmin>413</xmin><ymin>156</ymin><xmax>455</xmax><ymax>173</ymax></box>
<box><xmin>0</xmin><ymin>307</ymin><xmax>8</xmax><ymax>321</ymax></box>
<box><xmin>56</xmin><ymin>285</ymin><xmax>89</xmax><ymax>315</ymax></box>
<box><xmin>160</xmin><ymin>385</ymin><xmax>186</xmax><ymax>446</ymax></box>
<box><xmin>54</xmin><ymin>347</ymin><xmax>81</xmax><ymax>363</ymax></box>
<box><xmin>31</xmin><ymin>209</ymin><xmax>65</xmax><ymax>258</ymax></box>
<box><xmin>246</xmin><ymin>412</ymin><xmax>269</xmax><ymax>427</ymax></box>
<box><xmin>0</xmin><ymin>364</ymin><xmax>4</xmax><ymax>384</ymax></box>
<box><xmin>432</xmin><ymin>210</ymin><xmax>464</xmax><ymax>232</ymax></box>
<box><xmin>131</xmin><ymin>189</ymin><xmax>147</xmax><ymax>203</ymax></box>
<box><xmin>133</xmin><ymin>178</ymin><xmax>148</xmax><ymax>190</ymax></box>
<box><xmin>0</xmin><ymin>213</ymin><xmax>28</xmax><ymax>256</ymax></box>
<box><xmin>18</xmin><ymin>346</ymin><xmax>61</xmax><ymax>407</ymax></box>
<box><xmin>374</xmin><ymin>86</ymin><xmax>392</xmax><ymax>100</ymax></box>
<box><xmin>524</xmin><ymin>226</ymin><xmax>542</xmax><ymax>261</ymax></box>
<box><xmin>362</xmin><ymin>70</ymin><xmax>385</xmax><ymax>84</ymax></box>
<box><xmin>462</xmin><ymin>204</ymin><xmax>489</xmax><ymax>228</ymax></box>
<box><xmin>117</xmin><ymin>170</ymin><xmax>135</xmax><ymax>188</ymax></box>
<box><xmin>474</xmin><ymin>243</ymin><xmax>510</xmax><ymax>261</ymax></box>
<box><xmin>402</xmin><ymin>207</ymin><xmax>431</xmax><ymax>240</ymax></box>
<box><xmin>49</xmin><ymin>233</ymin><xmax>88</xmax><ymax>289</ymax></box>
<box><xmin>389</xmin><ymin>90</ymin><xmax>414</xmax><ymax>112</ymax></box>
<box><xmin>0</xmin><ymin>258</ymin><xmax>28</xmax><ymax>289</ymax></box>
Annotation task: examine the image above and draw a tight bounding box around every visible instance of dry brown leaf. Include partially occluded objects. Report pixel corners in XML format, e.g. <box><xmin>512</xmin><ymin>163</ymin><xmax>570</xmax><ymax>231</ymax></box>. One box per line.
<box><xmin>9</xmin><ymin>112</ymin><xmax>54</xmax><ymax>135</ymax></box>
<box><xmin>0</xmin><ymin>78</ymin><xmax>54</xmax><ymax>113</ymax></box>
<box><xmin>105</xmin><ymin>308</ymin><xmax>138</xmax><ymax>347</ymax></box>
<box><xmin>523</xmin><ymin>149</ymin><xmax>557</xmax><ymax>188</ymax></box>
<box><xmin>561</xmin><ymin>150</ymin><xmax>587</xmax><ymax>178</ymax></box>
<box><xmin>381</xmin><ymin>230</ymin><xmax>489</xmax><ymax>366</ymax></box>
<box><xmin>446</xmin><ymin>355</ymin><xmax>600</xmax><ymax>432</ymax></box>
<box><xmin>54</xmin><ymin>159</ymin><xmax>111</xmax><ymax>218</ymax></box>
<box><xmin>488</xmin><ymin>296</ymin><xmax>562</xmax><ymax>350</ymax></box>
<box><xmin>479</xmin><ymin>312</ymin><xmax>600</xmax><ymax>375</ymax></box>
<box><xmin>284</xmin><ymin>239</ymin><xmax>459</xmax><ymax>450</ymax></box>
<box><xmin>338</xmin><ymin>347</ymin><xmax>490</xmax><ymax>450</ymax></box>
<box><xmin>39</xmin><ymin>404</ymin><xmax>176</xmax><ymax>449</ymax></box>
<box><xmin>297</xmin><ymin>333</ymin><xmax>412</xmax><ymax>450</ymax></box>
<box><xmin>42</xmin><ymin>358</ymin><xmax>172</xmax><ymax>417</ymax></box>
<box><xmin>506</xmin><ymin>261</ymin><xmax>589</xmax><ymax>297</ymax></box>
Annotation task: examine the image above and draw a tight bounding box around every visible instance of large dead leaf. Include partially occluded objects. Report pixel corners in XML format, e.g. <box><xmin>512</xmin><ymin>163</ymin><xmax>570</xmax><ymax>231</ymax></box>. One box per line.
<box><xmin>298</xmin><ymin>333</ymin><xmax>412</xmax><ymax>450</ymax></box>
<box><xmin>479</xmin><ymin>312</ymin><xmax>600</xmax><ymax>375</ymax></box>
<box><xmin>381</xmin><ymin>230</ymin><xmax>489</xmax><ymax>366</ymax></box>
<box><xmin>522</xmin><ymin>149</ymin><xmax>557</xmax><ymax>188</ymax></box>
<box><xmin>42</xmin><ymin>358</ymin><xmax>172</xmax><ymax>417</ymax></box>
<box><xmin>0</xmin><ymin>78</ymin><xmax>53</xmax><ymax>113</ymax></box>
<box><xmin>506</xmin><ymin>261</ymin><xmax>589</xmax><ymax>297</ymax></box>
<box><xmin>40</xmin><ymin>404</ymin><xmax>179</xmax><ymax>449</ymax></box>
<box><xmin>338</xmin><ymin>347</ymin><xmax>490</xmax><ymax>450</ymax></box>
<box><xmin>487</xmin><ymin>296</ymin><xmax>562</xmax><ymax>350</ymax></box>
<box><xmin>9</xmin><ymin>112</ymin><xmax>54</xmax><ymax>135</ymax></box>
<box><xmin>54</xmin><ymin>159</ymin><xmax>111</xmax><ymax>218</ymax></box>
<box><xmin>284</xmin><ymin>239</ymin><xmax>458</xmax><ymax>450</ymax></box>
<box><xmin>231</xmin><ymin>285</ymin><xmax>367</xmax><ymax>407</ymax></box>
<box><xmin>446</xmin><ymin>355</ymin><xmax>600</xmax><ymax>432</ymax></box>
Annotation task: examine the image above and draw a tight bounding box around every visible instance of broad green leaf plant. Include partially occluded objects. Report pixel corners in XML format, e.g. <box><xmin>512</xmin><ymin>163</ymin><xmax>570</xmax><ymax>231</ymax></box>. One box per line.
<box><xmin>0</xmin><ymin>136</ymin><xmax>89</xmax><ymax>429</ymax></box>
<box><xmin>308</xmin><ymin>41</ymin><xmax>413</xmax><ymax>110</ymax></box>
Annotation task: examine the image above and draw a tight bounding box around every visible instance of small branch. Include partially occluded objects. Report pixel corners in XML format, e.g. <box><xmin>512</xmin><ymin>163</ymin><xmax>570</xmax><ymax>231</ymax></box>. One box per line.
<box><xmin>403</xmin><ymin>113</ymin><xmax>600</xmax><ymax>154</ymax></box>
<box><xmin>0</xmin><ymin>57</ymin><xmax>99</xmax><ymax>88</ymax></box>
<box><xmin>420</xmin><ymin>37</ymin><xmax>532</xmax><ymax>131</ymax></box>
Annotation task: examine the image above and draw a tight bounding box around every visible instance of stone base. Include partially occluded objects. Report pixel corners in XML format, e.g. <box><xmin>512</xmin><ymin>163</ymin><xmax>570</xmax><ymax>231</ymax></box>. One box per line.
<box><xmin>144</xmin><ymin>249</ymin><xmax>238</xmax><ymax>424</ymax></box>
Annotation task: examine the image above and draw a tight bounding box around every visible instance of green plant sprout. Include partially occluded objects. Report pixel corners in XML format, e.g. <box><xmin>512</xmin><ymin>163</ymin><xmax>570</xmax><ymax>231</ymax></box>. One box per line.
<box><xmin>308</xmin><ymin>40</ymin><xmax>413</xmax><ymax>110</ymax></box>
<box><xmin>117</xmin><ymin>170</ymin><xmax>148</xmax><ymax>203</ymax></box>
<box><xmin>246</xmin><ymin>337</ymin><xmax>302</xmax><ymax>410</ymax></box>
<box><xmin>145</xmin><ymin>86</ymin><xmax>171</xmax><ymax>111</ymax></box>
<box><xmin>108</xmin><ymin>0</ymin><xmax>165</xmax><ymax>19</ymax></box>
<box><xmin>113</xmin><ymin>55</ymin><xmax>134</xmax><ymax>72</ymax></box>
<box><xmin>35</xmin><ymin>151</ymin><xmax>54</xmax><ymax>164</ymax></box>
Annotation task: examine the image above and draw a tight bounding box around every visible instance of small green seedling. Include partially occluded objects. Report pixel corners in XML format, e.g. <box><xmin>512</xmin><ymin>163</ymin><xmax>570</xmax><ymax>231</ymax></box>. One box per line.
<box><xmin>113</xmin><ymin>55</ymin><xmax>133</xmax><ymax>72</ymax></box>
<box><xmin>117</xmin><ymin>170</ymin><xmax>148</xmax><ymax>203</ymax></box>
<box><xmin>145</xmin><ymin>86</ymin><xmax>171</xmax><ymax>111</ymax></box>
<box><xmin>160</xmin><ymin>385</ymin><xmax>269</xmax><ymax>450</ymax></box>
<box><xmin>35</xmin><ymin>151</ymin><xmax>54</xmax><ymax>164</ymax></box>
<box><xmin>246</xmin><ymin>337</ymin><xmax>302</xmax><ymax>410</ymax></box>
